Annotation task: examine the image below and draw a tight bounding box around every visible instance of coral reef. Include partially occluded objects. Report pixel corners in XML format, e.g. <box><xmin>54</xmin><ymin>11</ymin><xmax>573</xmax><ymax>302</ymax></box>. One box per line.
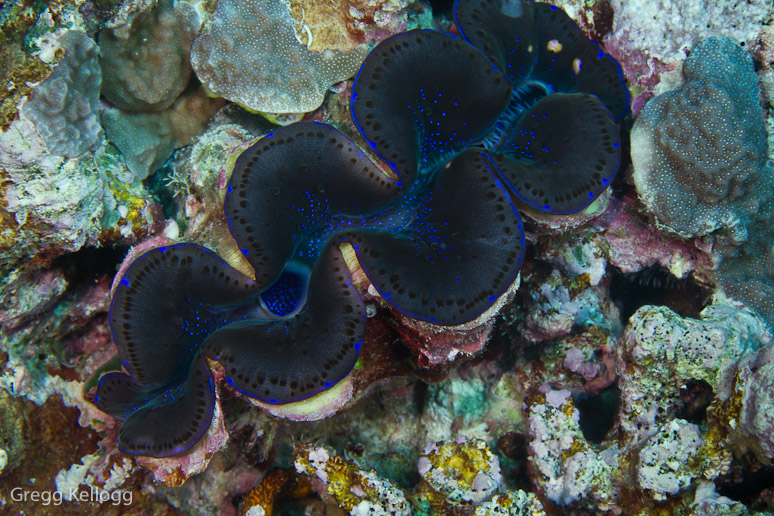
<box><xmin>618</xmin><ymin>303</ymin><xmax>765</xmax><ymax>444</ymax></box>
<box><xmin>3</xmin><ymin>0</ymin><xmax>774</xmax><ymax>515</ymax></box>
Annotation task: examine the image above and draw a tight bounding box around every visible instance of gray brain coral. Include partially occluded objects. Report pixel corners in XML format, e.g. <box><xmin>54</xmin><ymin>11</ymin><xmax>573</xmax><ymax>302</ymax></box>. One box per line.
<box><xmin>190</xmin><ymin>0</ymin><xmax>366</xmax><ymax>114</ymax></box>
<box><xmin>630</xmin><ymin>37</ymin><xmax>769</xmax><ymax>240</ymax></box>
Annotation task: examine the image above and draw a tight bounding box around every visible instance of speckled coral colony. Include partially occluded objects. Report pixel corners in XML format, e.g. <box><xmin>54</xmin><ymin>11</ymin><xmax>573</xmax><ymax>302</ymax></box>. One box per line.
<box><xmin>94</xmin><ymin>0</ymin><xmax>628</xmax><ymax>457</ymax></box>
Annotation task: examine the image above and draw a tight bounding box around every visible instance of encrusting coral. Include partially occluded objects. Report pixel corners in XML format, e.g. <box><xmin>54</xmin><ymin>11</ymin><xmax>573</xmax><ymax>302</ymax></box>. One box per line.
<box><xmin>418</xmin><ymin>437</ymin><xmax>501</xmax><ymax>506</ymax></box>
<box><xmin>631</xmin><ymin>35</ymin><xmax>774</xmax><ymax>328</ymax></box>
<box><xmin>93</xmin><ymin>0</ymin><xmax>627</xmax><ymax>458</ymax></box>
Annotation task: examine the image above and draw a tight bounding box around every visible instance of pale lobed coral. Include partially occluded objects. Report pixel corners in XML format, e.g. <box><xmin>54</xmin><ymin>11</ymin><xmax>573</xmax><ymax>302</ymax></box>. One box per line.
<box><xmin>21</xmin><ymin>30</ymin><xmax>102</xmax><ymax>159</ymax></box>
<box><xmin>191</xmin><ymin>0</ymin><xmax>366</xmax><ymax>114</ymax></box>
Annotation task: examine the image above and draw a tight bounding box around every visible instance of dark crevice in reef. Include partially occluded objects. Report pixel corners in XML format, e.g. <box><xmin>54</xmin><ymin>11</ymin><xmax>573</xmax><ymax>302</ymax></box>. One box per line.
<box><xmin>675</xmin><ymin>378</ymin><xmax>714</xmax><ymax>425</ymax></box>
<box><xmin>574</xmin><ymin>384</ymin><xmax>620</xmax><ymax>444</ymax></box>
<box><xmin>374</xmin><ymin>451</ymin><xmax>422</xmax><ymax>490</ymax></box>
<box><xmin>52</xmin><ymin>244</ymin><xmax>129</xmax><ymax>287</ymax></box>
<box><xmin>496</xmin><ymin>431</ymin><xmax>532</xmax><ymax>491</ymax></box>
<box><xmin>716</xmin><ymin>463</ymin><xmax>774</xmax><ymax>511</ymax></box>
<box><xmin>146</xmin><ymin>163</ymin><xmax>178</xmax><ymax>220</ymax></box>
<box><xmin>587</xmin><ymin>0</ymin><xmax>615</xmax><ymax>41</ymax></box>
<box><xmin>424</xmin><ymin>0</ymin><xmax>456</xmax><ymax>16</ymax></box>
<box><xmin>608</xmin><ymin>264</ymin><xmax>713</xmax><ymax>323</ymax></box>
<box><xmin>412</xmin><ymin>379</ymin><xmax>429</xmax><ymax>416</ymax></box>
<box><xmin>610</xmin><ymin>117</ymin><xmax>634</xmax><ymax>199</ymax></box>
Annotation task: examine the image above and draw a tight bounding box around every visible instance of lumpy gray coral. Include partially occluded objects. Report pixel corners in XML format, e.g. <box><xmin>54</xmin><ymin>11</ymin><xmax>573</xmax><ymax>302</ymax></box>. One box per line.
<box><xmin>631</xmin><ymin>37</ymin><xmax>770</xmax><ymax>240</ymax></box>
<box><xmin>21</xmin><ymin>30</ymin><xmax>102</xmax><ymax>159</ymax></box>
<box><xmin>99</xmin><ymin>0</ymin><xmax>196</xmax><ymax>112</ymax></box>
